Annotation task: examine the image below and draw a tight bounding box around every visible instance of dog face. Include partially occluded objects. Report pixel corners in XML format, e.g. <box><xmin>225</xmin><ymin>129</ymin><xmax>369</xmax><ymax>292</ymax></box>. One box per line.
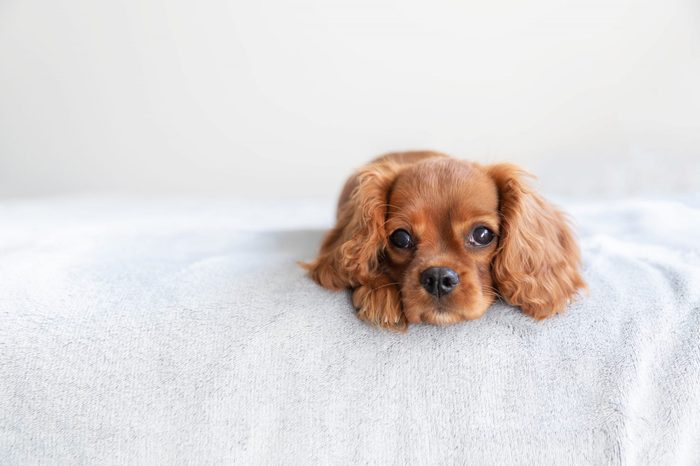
<box><xmin>384</xmin><ymin>158</ymin><xmax>500</xmax><ymax>324</ymax></box>
<box><xmin>305</xmin><ymin>151</ymin><xmax>585</xmax><ymax>330</ymax></box>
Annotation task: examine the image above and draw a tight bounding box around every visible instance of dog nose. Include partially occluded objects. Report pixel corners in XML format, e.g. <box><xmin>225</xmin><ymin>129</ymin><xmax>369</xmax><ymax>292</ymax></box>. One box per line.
<box><xmin>420</xmin><ymin>267</ymin><xmax>460</xmax><ymax>297</ymax></box>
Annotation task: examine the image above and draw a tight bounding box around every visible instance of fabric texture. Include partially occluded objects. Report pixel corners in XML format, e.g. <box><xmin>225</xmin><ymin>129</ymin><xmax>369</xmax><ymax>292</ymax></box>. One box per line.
<box><xmin>1</xmin><ymin>196</ymin><xmax>699</xmax><ymax>465</ymax></box>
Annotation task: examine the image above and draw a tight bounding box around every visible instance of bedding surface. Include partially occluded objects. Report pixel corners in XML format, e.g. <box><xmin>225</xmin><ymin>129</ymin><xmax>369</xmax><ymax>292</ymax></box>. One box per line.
<box><xmin>1</xmin><ymin>196</ymin><xmax>699</xmax><ymax>465</ymax></box>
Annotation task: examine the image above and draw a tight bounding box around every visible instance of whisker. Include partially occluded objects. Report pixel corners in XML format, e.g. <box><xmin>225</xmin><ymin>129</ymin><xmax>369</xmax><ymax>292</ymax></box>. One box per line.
<box><xmin>382</xmin><ymin>213</ymin><xmax>412</xmax><ymax>227</ymax></box>
<box><xmin>372</xmin><ymin>282</ymin><xmax>401</xmax><ymax>291</ymax></box>
<box><xmin>483</xmin><ymin>285</ymin><xmax>503</xmax><ymax>300</ymax></box>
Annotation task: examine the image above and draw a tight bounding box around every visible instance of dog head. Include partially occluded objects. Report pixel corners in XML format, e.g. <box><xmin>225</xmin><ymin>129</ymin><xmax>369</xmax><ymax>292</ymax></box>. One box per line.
<box><xmin>306</xmin><ymin>152</ymin><xmax>585</xmax><ymax>326</ymax></box>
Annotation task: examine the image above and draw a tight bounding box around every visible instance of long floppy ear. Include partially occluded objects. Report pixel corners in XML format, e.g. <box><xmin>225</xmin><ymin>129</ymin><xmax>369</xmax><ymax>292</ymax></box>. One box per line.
<box><xmin>488</xmin><ymin>164</ymin><xmax>585</xmax><ymax>319</ymax></box>
<box><xmin>303</xmin><ymin>159</ymin><xmax>402</xmax><ymax>290</ymax></box>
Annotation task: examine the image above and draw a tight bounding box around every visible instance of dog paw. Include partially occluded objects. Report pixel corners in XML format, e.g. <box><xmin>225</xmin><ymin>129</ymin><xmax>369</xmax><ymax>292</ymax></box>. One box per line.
<box><xmin>352</xmin><ymin>283</ymin><xmax>408</xmax><ymax>332</ymax></box>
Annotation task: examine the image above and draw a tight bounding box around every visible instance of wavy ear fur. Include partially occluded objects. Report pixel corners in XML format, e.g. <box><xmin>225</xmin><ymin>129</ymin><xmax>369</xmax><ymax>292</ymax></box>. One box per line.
<box><xmin>488</xmin><ymin>164</ymin><xmax>585</xmax><ymax>318</ymax></box>
<box><xmin>303</xmin><ymin>159</ymin><xmax>402</xmax><ymax>289</ymax></box>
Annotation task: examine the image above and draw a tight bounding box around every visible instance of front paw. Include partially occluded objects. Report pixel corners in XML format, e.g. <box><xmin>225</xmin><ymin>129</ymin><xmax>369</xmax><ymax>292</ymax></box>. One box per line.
<box><xmin>352</xmin><ymin>284</ymin><xmax>407</xmax><ymax>332</ymax></box>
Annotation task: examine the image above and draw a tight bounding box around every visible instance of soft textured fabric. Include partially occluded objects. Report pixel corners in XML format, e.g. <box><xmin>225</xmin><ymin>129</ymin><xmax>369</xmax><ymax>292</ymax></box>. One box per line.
<box><xmin>1</xmin><ymin>196</ymin><xmax>699</xmax><ymax>465</ymax></box>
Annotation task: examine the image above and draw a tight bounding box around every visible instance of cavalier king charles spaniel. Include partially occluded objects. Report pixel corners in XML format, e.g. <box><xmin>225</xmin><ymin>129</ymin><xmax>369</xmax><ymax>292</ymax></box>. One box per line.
<box><xmin>303</xmin><ymin>151</ymin><xmax>585</xmax><ymax>331</ymax></box>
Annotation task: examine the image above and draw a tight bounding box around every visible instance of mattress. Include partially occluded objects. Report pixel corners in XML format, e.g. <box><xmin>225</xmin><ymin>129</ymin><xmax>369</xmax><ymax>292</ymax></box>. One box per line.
<box><xmin>1</xmin><ymin>196</ymin><xmax>699</xmax><ymax>465</ymax></box>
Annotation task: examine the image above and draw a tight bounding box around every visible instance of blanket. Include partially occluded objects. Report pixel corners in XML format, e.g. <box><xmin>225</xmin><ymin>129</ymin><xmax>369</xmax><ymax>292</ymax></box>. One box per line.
<box><xmin>1</xmin><ymin>196</ymin><xmax>699</xmax><ymax>465</ymax></box>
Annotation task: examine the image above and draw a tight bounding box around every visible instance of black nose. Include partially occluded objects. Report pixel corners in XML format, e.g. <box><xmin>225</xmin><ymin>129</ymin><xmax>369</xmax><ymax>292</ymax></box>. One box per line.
<box><xmin>420</xmin><ymin>267</ymin><xmax>460</xmax><ymax>297</ymax></box>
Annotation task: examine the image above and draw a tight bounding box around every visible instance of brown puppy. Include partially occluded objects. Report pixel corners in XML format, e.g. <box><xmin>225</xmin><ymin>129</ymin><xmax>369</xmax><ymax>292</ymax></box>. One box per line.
<box><xmin>303</xmin><ymin>151</ymin><xmax>585</xmax><ymax>331</ymax></box>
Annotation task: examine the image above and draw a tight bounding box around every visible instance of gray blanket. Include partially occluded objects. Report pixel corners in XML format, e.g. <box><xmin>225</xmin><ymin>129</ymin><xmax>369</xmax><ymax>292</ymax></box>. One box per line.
<box><xmin>1</xmin><ymin>197</ymin><xmax>699</xmax><ymax>465</ymax></box>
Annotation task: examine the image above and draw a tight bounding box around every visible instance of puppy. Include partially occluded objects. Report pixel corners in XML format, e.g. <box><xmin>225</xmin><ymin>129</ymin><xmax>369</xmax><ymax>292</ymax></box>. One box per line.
<box><xmin>303</xmin><ymin>151</ymin><xmax>585</xmax><ymax>331</ymax></box>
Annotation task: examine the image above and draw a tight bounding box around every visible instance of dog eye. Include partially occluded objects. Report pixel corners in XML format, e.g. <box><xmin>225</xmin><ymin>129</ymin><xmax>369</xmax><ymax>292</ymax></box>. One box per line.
<box><xmin>390</xmin><ymin>229</ymin><xmax>413</xmax><ymax>249</ymax></box>
<box><xmin>468</xmin><ymin>226</ymin><xmax>495</xmax><ymax>247</ymax></box>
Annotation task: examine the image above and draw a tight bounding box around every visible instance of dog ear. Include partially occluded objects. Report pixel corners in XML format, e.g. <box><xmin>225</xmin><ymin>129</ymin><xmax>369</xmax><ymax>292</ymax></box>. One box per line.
<box><xmin>488</xmin><ymin>164</ymin><xmax>585</xmax><ymax>318</ymax></box>
<box><xmin>303</xmin><ymin>159</ymin><xmax>402</xmax><ymax>289</ymax></box>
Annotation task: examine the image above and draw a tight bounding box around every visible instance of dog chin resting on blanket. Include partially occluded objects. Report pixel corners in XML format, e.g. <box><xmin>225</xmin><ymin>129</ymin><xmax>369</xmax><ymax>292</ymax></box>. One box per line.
<box><xmin>303</xmin><ymin>151</ymin><xmax>586</xmax><ymax>332</ymax></box>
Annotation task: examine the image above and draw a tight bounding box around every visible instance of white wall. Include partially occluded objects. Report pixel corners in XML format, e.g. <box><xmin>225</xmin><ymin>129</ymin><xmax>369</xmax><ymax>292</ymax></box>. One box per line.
<box><xmin>1</xmin><ymin>0</ymin><xmax>699</xmax><ymax>199</ymax></box>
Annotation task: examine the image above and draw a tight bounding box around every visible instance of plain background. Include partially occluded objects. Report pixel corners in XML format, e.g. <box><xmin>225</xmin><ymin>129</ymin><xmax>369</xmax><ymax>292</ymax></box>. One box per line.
<box><xmin>1</xmin><ymin>0</ymin><xmax>699</xmax><ymax>200</ymax></box>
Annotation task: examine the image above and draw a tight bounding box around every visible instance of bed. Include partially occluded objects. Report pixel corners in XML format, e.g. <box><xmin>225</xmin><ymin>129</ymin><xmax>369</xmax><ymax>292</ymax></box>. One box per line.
<box><xmin>1</xmin><ymin>196</ymin><xmax>699</xmax><ymax>464</ymax></box>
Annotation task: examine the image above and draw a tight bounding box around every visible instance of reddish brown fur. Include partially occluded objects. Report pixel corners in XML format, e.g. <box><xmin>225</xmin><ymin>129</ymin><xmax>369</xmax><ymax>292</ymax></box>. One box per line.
<box><xmin>302</xmin><ymin>151</ymin><xmax>585</xmax><ymax>331</ymax></box>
